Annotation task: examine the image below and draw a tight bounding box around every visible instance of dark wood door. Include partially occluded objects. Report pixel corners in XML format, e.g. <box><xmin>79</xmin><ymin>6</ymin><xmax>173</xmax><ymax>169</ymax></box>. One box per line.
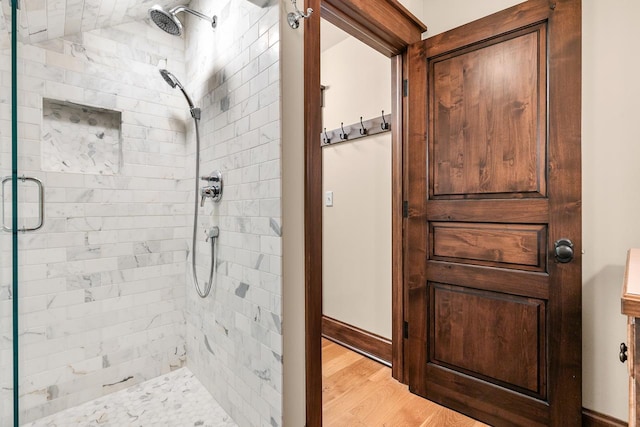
<box><xmin>404</xmin><ymin>1</ymin><xmax>581</xmax><ymax>425</ymax></box>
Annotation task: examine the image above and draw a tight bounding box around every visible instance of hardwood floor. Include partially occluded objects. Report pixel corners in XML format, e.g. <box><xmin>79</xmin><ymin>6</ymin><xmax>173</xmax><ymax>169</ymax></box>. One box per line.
<box><xmin>322</xmin><ymin>339</ymin><xmax>488</xmax><ymax>426</ymax></box>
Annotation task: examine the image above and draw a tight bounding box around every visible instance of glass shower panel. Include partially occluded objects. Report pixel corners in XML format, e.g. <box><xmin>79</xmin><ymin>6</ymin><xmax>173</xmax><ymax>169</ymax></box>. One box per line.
<box><xmin>0</xmin><ymin>1</ymin><xmax>15</xmax><ymax>425</ymax></box>
<box><xmin>9</xmin><ymin>1</ymin><xmax>191</xmax><ymax>423</ymax></box>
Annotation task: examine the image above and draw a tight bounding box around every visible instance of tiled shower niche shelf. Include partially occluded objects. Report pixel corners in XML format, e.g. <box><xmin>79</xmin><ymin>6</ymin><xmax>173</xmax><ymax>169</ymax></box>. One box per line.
<box><xmin>42</xmin><ymin>99</ymin><xmax>122</xmax><ymax>175</ymax></box>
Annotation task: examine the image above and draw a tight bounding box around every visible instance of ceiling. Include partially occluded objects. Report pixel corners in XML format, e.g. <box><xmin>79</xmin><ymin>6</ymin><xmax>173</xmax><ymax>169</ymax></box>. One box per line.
<box><xmin>0</xmin><ymin>0</ymin><xmax>189</xmax><ymax>47</ymax></box>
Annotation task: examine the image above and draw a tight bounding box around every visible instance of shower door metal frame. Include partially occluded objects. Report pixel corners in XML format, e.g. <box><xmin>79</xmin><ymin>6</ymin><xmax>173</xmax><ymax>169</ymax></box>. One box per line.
<box><xmin>303</xmin><ymin>1</ymin><xmax>426</xmax><ymax>426</ymax></box>
<box><xmin>9</xmin><ymin>0</ymin><xmax>21</xmax><ymax>425</ymax></box>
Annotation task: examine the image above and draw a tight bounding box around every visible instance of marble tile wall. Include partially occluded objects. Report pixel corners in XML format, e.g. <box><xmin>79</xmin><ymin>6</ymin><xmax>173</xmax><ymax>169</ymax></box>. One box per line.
<box><xmin>0</xmin><ymin>17</ymin><xmax>191</xmax><ymax>425</ymax></box>
<box><xmin>0</xmin><ymin>3</ymin><xmax>8</xmax><ymax>50</ymax></box>
<box><xmin>183</xmin><ymin>1</ymin><xmax>283</xmax><ymax>427</ymax></box>
<box><xmin>0</xmin><ymin>6</ymin><xmax>12</xmax><ymax>424</ymax></box>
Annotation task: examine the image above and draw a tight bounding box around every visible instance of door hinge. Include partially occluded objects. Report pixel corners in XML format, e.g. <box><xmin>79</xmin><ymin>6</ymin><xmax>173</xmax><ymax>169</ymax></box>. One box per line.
<box><xmin>403</xmin><ymin>200</ymin><xmax>408</xmax><ymax>218</ymax></box>
<box><xmin>403</xmin><ymin>79</ymin><xmax>408</xmax><ymax>97</ymax></box>
<box><xmin>403</xmin><ymin>321</ymin><xmax>409</xmax><ymax>339</ymax></box>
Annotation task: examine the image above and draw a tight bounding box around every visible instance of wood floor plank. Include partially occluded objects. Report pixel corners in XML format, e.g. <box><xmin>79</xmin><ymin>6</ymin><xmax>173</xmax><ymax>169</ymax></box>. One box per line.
<box><xmin>322</xmin><ymin>343</ymin><xmax>363</xmax><ymax>376</ymax></box>
<box><xmin>323</xmin><ymin>357</ymin><xmax>385</xmax><ymax>405</ymax></box>
<box><xmin>322</xmin><ymin>339</ymin><xmax>489</xmax><ymax>426</ymax></box>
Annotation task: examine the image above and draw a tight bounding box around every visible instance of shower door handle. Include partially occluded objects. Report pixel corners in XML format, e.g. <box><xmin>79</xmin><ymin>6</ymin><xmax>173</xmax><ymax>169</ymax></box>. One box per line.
<box><xmin>2</xmin><ymin>175</ymin><xmax>45</xmax><ymax>232</ymax></box>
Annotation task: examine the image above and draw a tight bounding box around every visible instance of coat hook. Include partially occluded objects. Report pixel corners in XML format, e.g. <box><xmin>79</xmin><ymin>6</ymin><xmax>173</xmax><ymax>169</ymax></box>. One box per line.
<box><xmin>339</xmin><ymin>122</ymin><xmax>348</xmax><ymax>140</ymax></box>
<box><xmin>381</xmin><ymin>110</ymin><xmax>390</xmax><ymax>131</ymax></box>
<box><xmin>359</xmin><ymin>116</ymin><xmax>367</xmax><ymax>136</ymax></box>
<box><xmin>287</xmin><ymin>0</ymin><xmax>314</xmax><ymax>30</ymax></box>
<box><xmin>323</xmin><ymin>128</ymin><xmax>331</xmax><ymax>144</ymax></box>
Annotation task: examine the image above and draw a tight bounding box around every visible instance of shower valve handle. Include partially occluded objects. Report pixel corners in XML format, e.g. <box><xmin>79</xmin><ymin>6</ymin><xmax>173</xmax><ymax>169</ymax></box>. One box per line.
<box><xmin>200</xmin><ymin>186</ymin><xmax>221</xmax><ymax>206</ymax></box>
<box><xmin>201</xmin><ymin>171</ymin><xmax>222</xmax><ymax>183</ymax></box>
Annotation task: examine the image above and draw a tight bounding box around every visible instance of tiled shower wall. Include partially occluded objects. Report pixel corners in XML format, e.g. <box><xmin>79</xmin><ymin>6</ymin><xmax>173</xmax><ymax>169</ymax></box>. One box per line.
<box><xmin>183</xmin><ymin>1</ymin><xmax>283</xmax><ymax>426</ymax></box>
<box><xmin>0</xmin><ymin>20</ymin><xmax>191</xmax><ymax>424</ymax></box>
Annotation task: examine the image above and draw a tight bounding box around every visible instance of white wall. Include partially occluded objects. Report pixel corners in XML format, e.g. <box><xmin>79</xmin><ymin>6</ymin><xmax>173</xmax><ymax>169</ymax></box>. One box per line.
<box><xmin>582</xmin><ymin>0</ymin><xmax>640</xmax><ymax>420</ymax></box>
<box><xmin>321</xmin><ymin>30</ymin><xmax>392</xmax><ymax>339</ymax></box>
<box><xmin>420</xmin><ymin>0</ymin><xmax>640</xmax><ymax>421</ymax></box>
<box><xmin>416</xmin><ymin>0</ymin><xmax>524</xmax><ymax>37</ymax></box>
<box><xmin>280</xmin><ymin>0</ymin><xmax>306</xmax><ymax>424</ymax></box>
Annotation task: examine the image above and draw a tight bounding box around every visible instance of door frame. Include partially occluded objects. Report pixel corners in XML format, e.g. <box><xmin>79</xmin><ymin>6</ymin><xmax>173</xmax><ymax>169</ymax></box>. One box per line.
<box><xmin>303</xmin><ymin>1</ymin><xmax>426</xmax><ymax>426</ymax></box>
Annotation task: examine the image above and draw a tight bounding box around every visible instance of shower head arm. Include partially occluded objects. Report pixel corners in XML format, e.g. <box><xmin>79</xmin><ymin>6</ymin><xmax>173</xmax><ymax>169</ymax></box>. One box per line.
<box><xmin>170</xmin><ymin>5</ymin><xmax>217</xmax><ymax>27</ymax></box>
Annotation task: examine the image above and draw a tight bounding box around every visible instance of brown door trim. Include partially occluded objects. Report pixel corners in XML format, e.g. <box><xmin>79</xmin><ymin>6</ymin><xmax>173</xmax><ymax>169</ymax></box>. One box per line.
<box><xmin>390</xmin><ymin>52</ymin><xmax>406</xmax><ymax>383</ymax></box>
<box><xmin>303</xmin><ymin>2</ymin><xmax>323</xmax><ymax>426</ymax></box>
<box><xmin>303</xmin><ymin>1</ymin><xmax>426</xmax><ymax>426</ymax></box>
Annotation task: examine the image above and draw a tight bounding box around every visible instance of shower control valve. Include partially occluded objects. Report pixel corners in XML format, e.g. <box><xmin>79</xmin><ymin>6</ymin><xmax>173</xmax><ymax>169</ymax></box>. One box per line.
<box><xmin>199</xmin><ymin>170</ymin><xmax>223</xmax><ymax>205</ymax></box>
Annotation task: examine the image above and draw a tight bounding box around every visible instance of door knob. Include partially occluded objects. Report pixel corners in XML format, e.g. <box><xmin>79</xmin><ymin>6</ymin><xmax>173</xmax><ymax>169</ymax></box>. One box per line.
<box><xmin>620</xmin><ymin>342</ymin><xmax>628</xmax><ymax>363</ymax></box>
<box><xmin>554</xmin><ymin>238</ymin><xmax>574</xmax><ymax>263</ymax></box>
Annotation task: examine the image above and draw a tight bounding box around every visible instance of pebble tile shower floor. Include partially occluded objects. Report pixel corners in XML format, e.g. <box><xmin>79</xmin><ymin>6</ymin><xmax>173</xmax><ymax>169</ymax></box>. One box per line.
<box><xmin>22</xmin><ymin>368</ymin><xmax>237</xmax><ymax>427</ymax></box>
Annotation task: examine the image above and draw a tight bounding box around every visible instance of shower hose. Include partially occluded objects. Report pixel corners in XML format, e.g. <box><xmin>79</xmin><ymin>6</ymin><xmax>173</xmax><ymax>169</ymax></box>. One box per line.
<box><xmin>191</xmin><ymin>116</ymin><xmax>216</xmax><ymax>298</ymax></box>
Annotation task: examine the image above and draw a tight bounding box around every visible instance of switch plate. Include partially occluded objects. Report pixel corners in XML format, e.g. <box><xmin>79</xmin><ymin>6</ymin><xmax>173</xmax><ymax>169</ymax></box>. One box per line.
<box><xmin>325</xmin><ymin>191</ymin><xmax>333</xmax><ymax>207</ymax></box>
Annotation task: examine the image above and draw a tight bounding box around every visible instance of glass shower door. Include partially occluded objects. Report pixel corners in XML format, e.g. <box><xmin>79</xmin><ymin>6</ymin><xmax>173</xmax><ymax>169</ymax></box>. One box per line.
<box><xmin>2</xmin><ymin>0</ymin><xmax>196</xmax><ymax>423</ymax></box>
<box><xmin>0</xmin><ymin>0</ymin><xmax>17</xmax><ymax>426</ymax></box>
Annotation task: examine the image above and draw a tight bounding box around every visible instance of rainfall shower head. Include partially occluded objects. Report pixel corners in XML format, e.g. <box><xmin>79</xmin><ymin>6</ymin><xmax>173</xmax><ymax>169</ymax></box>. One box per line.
<box><xmin>149</xmin><ymin>5</ymin><xmax>182</xmax><ymax>36</ymax></box>
<box><xmin>149</xmin><ymin>4</ymin><xmax>217</xmax><ymax>36</ymax></box>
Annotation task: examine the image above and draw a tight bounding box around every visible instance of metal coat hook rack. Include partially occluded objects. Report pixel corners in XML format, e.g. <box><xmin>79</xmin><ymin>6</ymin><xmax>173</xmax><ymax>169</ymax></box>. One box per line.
<box><xmin>321</xmin><ymin>112</ymin><xmax>391</xmax><ymax>147</ymax></box>
<box><xmin>287</xmin><ymin>0</ymin><xmax>313</xmax><ymax>29</ymax></box>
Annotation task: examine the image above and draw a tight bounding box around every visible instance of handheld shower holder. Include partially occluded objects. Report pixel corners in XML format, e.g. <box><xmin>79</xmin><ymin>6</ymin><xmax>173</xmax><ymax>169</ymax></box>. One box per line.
<box><xmin>205</xmin><ymin>226</ymin><xmax>220</xmax><ymax>243</ymax></box>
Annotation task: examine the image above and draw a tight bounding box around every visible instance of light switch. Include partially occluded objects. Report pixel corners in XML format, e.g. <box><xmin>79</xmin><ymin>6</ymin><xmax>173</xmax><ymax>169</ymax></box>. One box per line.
<box><xmin>325</xmin><ymin>191</ymin><xmax>333</xmax><ymax>207</ymax></box>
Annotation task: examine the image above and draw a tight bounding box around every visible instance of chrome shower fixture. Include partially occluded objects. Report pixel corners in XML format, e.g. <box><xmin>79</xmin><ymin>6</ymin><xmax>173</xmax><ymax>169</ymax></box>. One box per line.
<box><xmin>159</xmin><ymin>68</ymin><xmax>180</xmax><ymax>89</ymax></box>
<box><xmin>287</xmin><ymin>0</ymin><xmax>313</xmax><ymax>29</ymax></box>
<box><xmin>158</xmin><ymin>69</ymin><xmax>199</xmax><ymax>118</ymax></box>
<box><xmin>149</xmin><ymin>4</ymin><xmax>217</xmax><ymax>36</ymax></box>
<box><xmin>200</xmin><ymin>171</ymin><xmax>223</xmax><ymax>205</ymax></box>
<box><xmin>156</xmin><ymin>67</ymin><xmax>220</xmax><ymax>298</ymax></box>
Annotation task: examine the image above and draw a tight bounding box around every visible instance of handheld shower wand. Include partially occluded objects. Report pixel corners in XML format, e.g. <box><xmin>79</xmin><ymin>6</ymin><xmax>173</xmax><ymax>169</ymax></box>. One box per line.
<box><xmin>158</xmin><ymin>69</ymin><xmax>221</xmax><ymax>298</ymax></box>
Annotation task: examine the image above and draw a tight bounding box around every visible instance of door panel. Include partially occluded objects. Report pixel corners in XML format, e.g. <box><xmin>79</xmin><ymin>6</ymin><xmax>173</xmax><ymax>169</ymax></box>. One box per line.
<box><xmin>431</xmin><ymin>222</ymin><xmax>547</xmax><ymax>271</ymax></box>
<box><xmin>405</xmin><ymin>0</ymin><xmax>582</xmax><ymax>425</ymax></box>
<box><xmin>431</xmin><ymin>283</ymin><xmax>546</xmax><ymax>396</ymax></box>
<box><xmin>431</xmin><ymin>27</ymin><xmax>546</xmax><ymax>199</ymax></box>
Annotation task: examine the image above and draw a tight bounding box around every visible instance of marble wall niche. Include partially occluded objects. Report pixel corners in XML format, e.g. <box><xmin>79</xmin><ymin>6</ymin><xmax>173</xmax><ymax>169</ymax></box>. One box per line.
<box><xmin>42</xmin><ymin>99</ymin><xmax>122</xmax><ymax>175</ymax></box>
